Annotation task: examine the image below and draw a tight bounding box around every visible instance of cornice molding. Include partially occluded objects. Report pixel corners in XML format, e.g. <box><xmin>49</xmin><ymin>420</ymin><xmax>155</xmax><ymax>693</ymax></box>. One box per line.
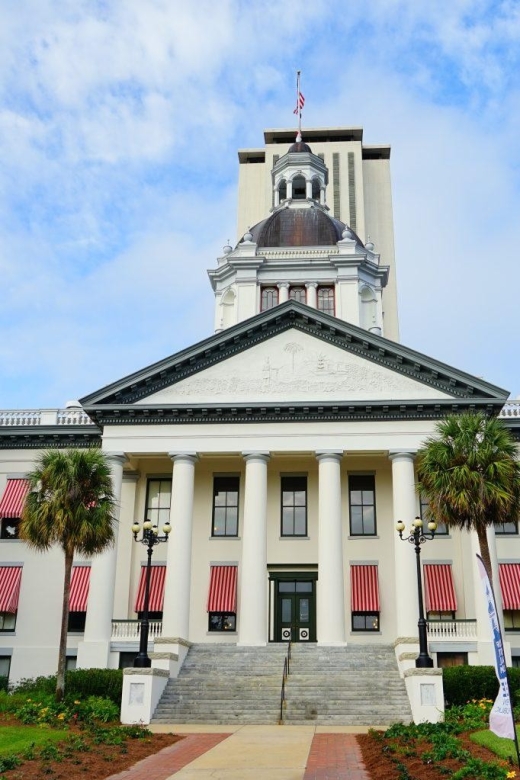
<box><xmin>0</xmin><ymin>426</ymin><xmax>102</xmax><ymax>449</ymax></box>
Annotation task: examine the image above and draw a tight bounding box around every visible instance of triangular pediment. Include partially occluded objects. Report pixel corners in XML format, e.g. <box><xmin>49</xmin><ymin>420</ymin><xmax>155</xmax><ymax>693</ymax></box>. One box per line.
<box><xmin>139</xmin><ymin>328</ymin><xmax>452</xmax><ymax>404</ymax></box>
<box><xmin>80</xmin><ymin>302</ymin><xmax>508</xmax><ymax>422</ymax></box>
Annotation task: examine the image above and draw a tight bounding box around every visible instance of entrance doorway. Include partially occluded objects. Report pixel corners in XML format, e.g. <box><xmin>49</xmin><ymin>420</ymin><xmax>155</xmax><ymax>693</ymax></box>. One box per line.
<box><xmin>273</xmin><ymin>576</ymin><xmax>316</xmax><ymax>642</ymax></box>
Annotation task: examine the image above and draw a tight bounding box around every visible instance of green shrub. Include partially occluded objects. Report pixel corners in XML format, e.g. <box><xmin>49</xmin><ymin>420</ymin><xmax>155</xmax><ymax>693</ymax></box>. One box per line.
<box><xmin>11</xmin><ymin>668</ymin><xmax>123</xmax><ymax>705</ymax></box>
<box><xmin>0</xmin><ymin>677</ymin><xmax>8</xmax><ymax>694</ymax></box>
<box><xmin>65</xmin><ymin>669</ymin><xmax>123</xmax><ymax>705</ymax></box>
<box><xmin>443</xmin><ymin>665</ymin><xmax>520</xmax><ymax>707</ymax></box>
<box><xmin>74</xmin><ymin>697</ymin><xmax>119</xmax><ymax>724</ymax></box>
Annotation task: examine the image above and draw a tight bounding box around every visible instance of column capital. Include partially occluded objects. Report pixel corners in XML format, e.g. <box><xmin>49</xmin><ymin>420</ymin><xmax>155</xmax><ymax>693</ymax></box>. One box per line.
<box><xmin>104</xmin><ymin>452</ymin><xmax>127</xmax><ymax>467</ymax></box>
<box><xmin>305</xmin><ymin>282</ymin><xmax>318</xmax><ymax>289</ymax></box>
<box><xmin>388</xmin><ymin>450</ymin><xmax>417</xmax><ymax>462</ymax></box>
<box><xmin>277</xmin><ymin>282</ymin><xmax>290</xmax><ymax>289</ymax></box>
<box><xmin>242</xmin><ymin>451</ymin><xmax>270</xmax><ymax>464</ymax></box>
<box><xmin>316</xmin><ymin>450</ymin><xmax>343</xmax><ymax>463</ymax></box>
<box><xmin>168</xmin><ymin>452</ymin><xmax>198</xmax><ymax>464</ymax></box>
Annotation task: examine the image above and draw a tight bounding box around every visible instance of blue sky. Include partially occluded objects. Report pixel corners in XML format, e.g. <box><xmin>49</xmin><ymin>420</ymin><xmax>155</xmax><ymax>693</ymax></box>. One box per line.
<box><xmin>1</xmin><ymin>0</ymin><xmax>519</xmax><ymax>408</ymax></box>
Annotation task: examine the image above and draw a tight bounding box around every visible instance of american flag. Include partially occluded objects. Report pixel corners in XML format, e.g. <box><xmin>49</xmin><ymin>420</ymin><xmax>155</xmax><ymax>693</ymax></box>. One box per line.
<box><xmin>293</xmin><ymin>91</ymin><xmax>305</xmax><ymax>114</ymax></box>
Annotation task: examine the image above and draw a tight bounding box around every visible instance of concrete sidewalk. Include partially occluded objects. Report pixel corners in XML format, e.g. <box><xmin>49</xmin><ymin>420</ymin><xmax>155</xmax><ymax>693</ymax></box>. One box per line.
<box><xmin>108</xmin><ymin>724</ymin><xmax>373</xmax><ymax>780</ymax></box>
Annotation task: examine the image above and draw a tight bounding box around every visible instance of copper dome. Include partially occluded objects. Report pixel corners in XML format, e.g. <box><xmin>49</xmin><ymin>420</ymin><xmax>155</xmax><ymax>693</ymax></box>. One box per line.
<box><xmin>245</xmin><ymin>208</ymin><xmax>346</xmax><ymax>247</ymax></box>
<box><xmin>288</xmin><ymin>140</ymin><xmax>313</xmax><ymax>154</ymax></box>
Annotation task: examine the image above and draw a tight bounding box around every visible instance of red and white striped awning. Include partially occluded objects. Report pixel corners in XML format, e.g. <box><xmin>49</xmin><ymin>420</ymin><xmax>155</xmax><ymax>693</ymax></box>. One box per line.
<box><xmin>69</xmin><ymin>566</ymin><xmax>91</xmax><ymax>612</ymax></box>
<box><xmin>134</xmin><ymin>565</ymin><xmax>166</xmax><ymax>613</ymax></box>
<box><xmin>499</xmin><ymin>564</ymin><xmax>520</xmax><ymax>610</ymax></box>
<box><xmin>350</xmin><ymin>565</ymin><xmax>380</xmax><ymax>612</ymax></box>
<box><xmin>423</xmin><ymin>564</ymin><xmax>457</xmax><ymax>612</ymax></box>
<box><xmin>207</xmin><ymin>566</ymin><xmax>237</xmax><ymax>613</ymax></box>
<box><xmin>0</xmin><ymin>479</ymin><xmax>30</xmax><ymax>518</ymax></box>
<box><xmin>0</xmin><ymin>567</ymin><xmax>22</xmax><ymax>613</ymax></box>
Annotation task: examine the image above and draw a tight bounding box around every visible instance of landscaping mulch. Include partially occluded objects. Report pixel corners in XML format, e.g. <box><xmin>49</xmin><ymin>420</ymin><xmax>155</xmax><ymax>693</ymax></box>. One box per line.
<box><xmin>357</xmin><ymin>730</ymin><xmax>516</xmax><ymax>780</ymax></box>
<box><xmin>0</xmin><ymin>728</ymin><xmax>182</xmax><ymax>780</ymax></box>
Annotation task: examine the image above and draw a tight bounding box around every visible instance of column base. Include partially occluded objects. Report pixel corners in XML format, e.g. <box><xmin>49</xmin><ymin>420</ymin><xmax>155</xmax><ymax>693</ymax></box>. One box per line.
<box><xmin>76</xmin><ymin>640</ymin><xmax>111</xmax><ymax>670</ymax></box>
<box><xmin>121</xmin><ymin>668</ymin><xmax>169</xmax><ymax>725</ymax></box>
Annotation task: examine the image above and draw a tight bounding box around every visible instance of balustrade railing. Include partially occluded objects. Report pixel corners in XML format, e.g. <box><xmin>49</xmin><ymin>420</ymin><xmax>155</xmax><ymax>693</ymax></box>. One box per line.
<box><xmin>111</xmin><ymin>619</ymin><xmax>163</xmax><ymax>642</ymax></box>
<box><xmin>499</xmin><ymin>402</ymin><xmax>520</xmax><ymax>418</ymax></box>
<box><xmin>427</xmin><ymin>619</ymin><xmax>477</xmax><ymax>641</ymax></box>
<box><xmin>0</xmin><ymin>409</ymin><xmax>95</xmax><ymax>427</ymax></box>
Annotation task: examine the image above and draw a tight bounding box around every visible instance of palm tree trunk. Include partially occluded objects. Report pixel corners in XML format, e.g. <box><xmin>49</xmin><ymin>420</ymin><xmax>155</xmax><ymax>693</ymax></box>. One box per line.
<box><xmin>476</xmin><ymin>524</ymin><xmax>494</xmax><ymax>588</ymax></box>
<box><xmin>56</xmin><ymin>552</ymin><xmax>73</xmax><ymax>702</ymax></box>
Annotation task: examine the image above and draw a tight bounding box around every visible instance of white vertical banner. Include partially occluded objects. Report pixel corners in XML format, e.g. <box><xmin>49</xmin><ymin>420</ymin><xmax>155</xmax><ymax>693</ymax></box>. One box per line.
<box><xmin>476</xmin><ymin>554</ymin><xmax>515</xmax><ymax>740</ymax></box>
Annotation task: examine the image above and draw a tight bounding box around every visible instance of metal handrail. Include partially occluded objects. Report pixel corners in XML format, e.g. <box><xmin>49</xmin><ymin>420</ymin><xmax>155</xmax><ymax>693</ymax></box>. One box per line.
<box><xmin>279</xmin><ymin>641</ymin><xmax>292</xmax><ymax>724</ymax></box>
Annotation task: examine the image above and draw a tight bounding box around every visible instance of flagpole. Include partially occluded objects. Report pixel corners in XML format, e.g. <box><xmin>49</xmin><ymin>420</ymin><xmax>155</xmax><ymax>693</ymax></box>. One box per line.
<box><xmin>296</xmin><ymin>70</ymin><xmax>301</xmax><ymax>142</ymax></box>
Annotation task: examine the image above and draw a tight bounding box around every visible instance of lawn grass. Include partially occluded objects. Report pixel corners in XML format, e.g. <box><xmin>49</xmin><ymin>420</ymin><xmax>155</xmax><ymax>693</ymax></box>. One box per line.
<box><xmin>470</xmin><ymin>727</ymin><xmax>520</xmax><ymax>763</ymax></box>
<box><xmin>0</xmin><ymin>725</ymin><xmax>67</xmax><ymax>756</ymax></box>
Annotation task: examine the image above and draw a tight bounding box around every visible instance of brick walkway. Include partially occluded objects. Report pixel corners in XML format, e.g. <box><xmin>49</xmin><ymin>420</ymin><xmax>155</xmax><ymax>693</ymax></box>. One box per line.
<box><xmin>106</xmin><ymin>733</ymin><xmax>231</xmax><ymax>780</ymax></box>
<box><xmin>303</xmin><ymin>734</ymin><xmax>371</xmax><ymax>780</ymax></box>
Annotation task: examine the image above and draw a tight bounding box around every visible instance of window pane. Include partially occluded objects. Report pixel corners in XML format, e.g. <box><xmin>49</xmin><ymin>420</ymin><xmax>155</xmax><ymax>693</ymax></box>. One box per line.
<box><xmin>350</xmin><ymin>490</ymin><xmax>362</xmax><ymax>505</ymax></box>
<box><xmin>148</xmin><ymin>481</ymin><xmax>160</xmax><ymax>508</ymax></box>
<box><xmin>352</xmin><ymin>615</ymin><xmax>366</xmax><ymax>630</ymax></box>
<box><xmin>0</xmin><ymin>519</ymin><xmax>19</xmax><ymax>539</ymax></box>
<box><xmin>361</xmin><ymin>490</ymin><xmax>374</xmax><ymax>505</ymax></box>
<box><xmin>299</xmin><ymin>599</ymin><xmax>309</xmax><ymax>622</ymax></box>
<box><xmin>282</xmin><ymin>507</ymin><xmax>294</xmax><ymax>535</ymax></box>
<box><xmin>296</xmin><ymin>582</ymin><xmax>312</xmax><ymax>592</ymax></box>
<box><xmin>209</xmin><ymin>614</ymin><xmax>223</xmax><ymax>631</ymax></box>
<box><xmin>226</xmin><ymin>508</ymin><xmax>238</xmax><ymax>536</ymax></box>
<box><xmin>294</xmin><ymin>508</ymin><xmax>306</xmax><ymax>535</ymax></box>
<box><xmin>294</xmin><ymin>490</ymin><xmax>306</xmax><ymax>506</ymax></box>
<box><xmin>281</xmin><ymin>598</ymin><xmax>292</xmax><ymax>622</ymax></box>
<box><xmin>289</xmin><ymin>287</ymin><xmax>306</xmax><ymax>304</ymax></box>
<box><xmin>282</xmin><ymin>491</ymin><xmax>294</xmax><ymax>507</ymax></box>
<box><xmin>279</xmin><ymin>582</ymin><xmax>296</xmax><ymax>593</ymax></box>
<box><xmin>350</xmin><ymin>506</ymin><xmax>363</xmax><ymax>535</ymax></box>
<box><xmin>0</xmin><ymin>657</ymin><xmax>9</xmax><ymax>677</ymax></box>
<box><xmin>362</xmin><ymin>506</ymin><xmax>375</xmax><ymax>534</ymax></box>
<box><xmin>223</xmin><ymin>614</ymin><xmax>236</xmax><ymax>631</ymax></box>
<box><xmin>213</xmin><ymin>507</ymin><xmax>226</xmax><ymax>536</ymax></box>
<box><xmin>227</xmin><ymin>491</ymin><xmax>239</xmax><ymax>507</ymax></box>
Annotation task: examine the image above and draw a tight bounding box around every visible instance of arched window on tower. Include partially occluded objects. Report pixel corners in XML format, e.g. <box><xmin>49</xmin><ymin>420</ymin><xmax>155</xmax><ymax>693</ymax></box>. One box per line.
<box><xmin>278</xmin><ymin>179</ymin><xmax>287</xmax><ymax>201</ymax></box>
<box><xmin>311</xmin><ymin>177</ymin><xmax>320</xmax><ymax>201</ymax></box>
<box><xmin>292</xmin><ymin>175</ymin><xmax>306</xmax><ymax>200</ymax></box>
<box><xmin>317</xmin><ymin>286</ymin><xmax>335</xmax><ymax>316</ymax></box>
<box><xmin>289</xmin><ymin>286</ymin><xmax>306</xmax><ymax>304</ymax></box>
<box><xmin>261</xmin><ymin>286</ymin><xmax>279</xmax><ymax>311</ymax></box>
<box><xmin>221</xmin><ymin>288</ymin><xmax>236</xmax><ymax>329</ymax></box>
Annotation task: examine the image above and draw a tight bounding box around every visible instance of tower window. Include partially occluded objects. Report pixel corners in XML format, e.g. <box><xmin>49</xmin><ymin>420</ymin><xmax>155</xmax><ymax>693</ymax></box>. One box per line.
<box><xmin>311</xmin><ymin>177</ymin><xmax>320</xmax><ymax>200</ymax></box>
<box><xmin>292</xmin><ymin>175</ymin><xmax>306</xmax><ymax>200</ymax></box>
<box><xmin>278</xmin><ymin>180</ymin><xmax>287</xmax><ymax>201</ymax></box>
<box><xmin>289</xmin><ymin>286</ymin><xmax>306</xmax><ymax>304</ymax></box>
<box><xmin>317</xmin><ymin>286</ymin><xmax>335</xmax><ymax>315</ymax></box>
<box><xmin>261</xmin><ymin>287</ymin><xmax>279</xmax><ymax>311</ymax></box>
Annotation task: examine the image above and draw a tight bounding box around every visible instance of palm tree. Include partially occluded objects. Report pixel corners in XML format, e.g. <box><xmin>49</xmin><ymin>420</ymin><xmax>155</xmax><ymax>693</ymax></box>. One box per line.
<box><xmin>416</xmin><ymin>412</ymin><xmax>520</xmax><ymax>586</ymax></box>
<box><xmin>21</xmin><ymin>448</ymin><xmax>117</xmax><ymax>701</ymax></box>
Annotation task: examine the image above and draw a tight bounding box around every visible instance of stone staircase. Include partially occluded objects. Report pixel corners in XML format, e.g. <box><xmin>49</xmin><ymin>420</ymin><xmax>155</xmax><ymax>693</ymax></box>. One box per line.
<box><xmin>151</xmin><ymin>642</ymin><xmax>412</xmax><ymax>725</ymax></box>
<box><xmin>283</xmin><ymin>643</ymin><xmax>412</xmax><ymax>725</ymax></box>
<box><xmin>152</xmin><ymin>644</ymin><xmax>286</xmax><ymax>724</ymax></box>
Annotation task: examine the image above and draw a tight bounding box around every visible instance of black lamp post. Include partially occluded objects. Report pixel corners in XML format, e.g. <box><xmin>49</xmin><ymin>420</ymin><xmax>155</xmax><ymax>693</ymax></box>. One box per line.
<box><xmin>396</xmin><ymin>516</ymin><xmax>436</xmax><ymax>668</ymax></box>
<box><xmin>131</xmin><ymin>517</ymin><xmax>171</xmax><ymax>668</ymax></box>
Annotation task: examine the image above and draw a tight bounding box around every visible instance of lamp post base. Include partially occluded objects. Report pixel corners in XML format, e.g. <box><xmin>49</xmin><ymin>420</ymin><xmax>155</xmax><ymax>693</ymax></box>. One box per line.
<box><xmin>133</xmin><ymin>656</ymin><xmax>152</xmax><ymax>668</ymax></box>
<box><xmin>415</xmin><ymin>655</ymin><xmax>434</xmax><ymax>668</ymax></box>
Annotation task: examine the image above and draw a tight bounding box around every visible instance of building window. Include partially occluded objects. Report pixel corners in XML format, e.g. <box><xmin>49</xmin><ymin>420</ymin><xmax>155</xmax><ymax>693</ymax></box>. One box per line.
<box><xmin>67</xmin><ymin>612</ymin><xmax>86</xmax><ymax>633</ymax></box>
<box><xmin>0</xmin><ymin>518</ymin><xmax>20</xmax><ymax>540</ymax></box>
<box><xmin>281</xmin><ymin>476</ymin><xmax>307</xmax><ymax>537</ymax></box>
<box><xmin>0</xmin><ymin>613</ymin><xmax>16</xmax><ymax>632</ymax></box>
<box><xmin>289</xmin><ymin>286</ymin><xmax>306</xmax><ymax>304</ymax></box>
<box><xmin>504</xmin><ymin>611</ymin><xmax>520</xmax><ymax>631</ymax></box>
<box><xmin>419</xmin><ymin>497</ymin><xmax>447</xmax><ymax>535</ymax></box>
<box><xmin>317</xmin><ymin>286</ymin><xmax>334</xmax><ymax>315</ymax></box>
<box><xmin>212</xmin><ymin>476</ymin><xmax>239</xmax><ymax>537</ymax></box>
<box><xmin>208</xmin><ymin>612</ymin><xmax>236</xmax><ymax>632</ymax></box>
<box><xmin>0</xmin><ymin>656</ymin><xmax>10</xmax><ymax>679</ymax></box>
<box><xmin>352</xmin><ymin>612</ymin><xmax>379</xmax><ymax>631</ymax></box>
<box><xmin>496</xmin><ymin>520</ymin><xmax>519</xmax><ymax>535</ymax></box>
<box><xmin>436</xmin><ymin>652</ymin><xmax>468</xmax><ymax>668</ymax></box>
<box><xmin>311</xmin><ymin>177</ymin><xmax>320</xmax><ymax>200</ymax></box>
<box><xmin>66</xmin><ymin>656</ymin><xmax>77</xmax><ymax>671</ymax></box>
<box><xmin>427</xmin><ymin>611</ymin><xmax>455</xmax><ymax>621</ymax></box>
<box><xmin>261</xmin><ymin>287</ymin><xmax>279</xmax><ymax>311</ymax></box>
<box><xmin>512</xmin><ymin>657</ymin><xmax>520</xmax><ymax>668</ymax></box>
<box><xmin>278</xmin><ymin>179</ymin><xmax>287</xmax><ymax>201</ymax></box>
<box><xmin>349</xmin><ymin>475</ymin><xmax>376</xmax><ymax>536</ymax></box>
<box><xmin>145</xmin><ymin>479</ymin><xmax>172</xmax><ymax>527</ymax></box>
<box><xmin>137</xmin><ymin>611</ymin><xmax>163</xmax><ymax>621</ymax></box>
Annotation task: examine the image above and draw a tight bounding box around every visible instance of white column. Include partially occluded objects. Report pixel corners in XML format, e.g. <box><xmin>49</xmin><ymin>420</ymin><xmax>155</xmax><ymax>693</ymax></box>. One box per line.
<box><xmin>306</xmin><ymin>282</ymin><xmax>318</xmax><ymax>309</ymax></box>
<box><xmin>286</xmin><ymin>180</ymin><xmax>293</xmax><ymax>199</ymax></box>
<box><xmin>77</xmin><ymin>452</ymin><xmax>126</xmax><ymax>669</ymax></box>
<box><xmin>320</xmin><ymin>187</ymin><xmax>326</xmax><ymax>205</ymax></box>
<box><xmin>278</xmin><ymin>282</ymin><xmax>289</xmax><ymax>303</ymax></box>
<box><xmin>274</xmin><ymin>188</ymin><xmax>280</xmax><ymax>207</ymax></box>
<box><xmin>238</xmin><ymin>452</ymin><xmax>270</xmax><ymax>646</ymax></box>
<box><xmin>390</xmin><ymin>451</ymin><xmax>419</xmax><ymax>639</ymax></box>
<box><xmin>306</xmin><ymin>179</ymin><xmax>312</xmax><ymax>198</ymax></box>
<box><xmin>162</xmin><ymin>453</ymin><xmax>198</xmax><ymax>640</ymax></box>
<box><xmin>316</xmin><ymin>451</ymin><xmax>345</xmax><ymax>645</ymax></box>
